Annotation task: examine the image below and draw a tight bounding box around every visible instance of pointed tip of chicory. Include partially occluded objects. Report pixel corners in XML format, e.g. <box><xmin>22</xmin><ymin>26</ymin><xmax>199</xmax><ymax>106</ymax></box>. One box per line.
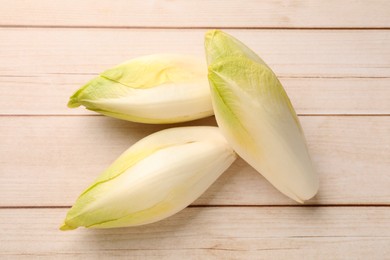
<box><xmin>67</xmin><ymin>98</ymin><xmax>81</xmax><ymax>108</ymax></box>
<box><xmin>67</xmin><ymin>87</ymin><xmax>83</xmax><ymax>108</ymax></box>
<box><xmin>59</xmin><ymin>222</ymin><xmax>77</xmax><ymax>231</ymax></box>
<box><xmin>67</xmin><ymin>77</ymin><xmax>100</xmax><ymax>109</ymax></box>
<box><xmin>205</xmin><ymin>29</ymin><xmax>266</xmax><ymax>66</ymax></box>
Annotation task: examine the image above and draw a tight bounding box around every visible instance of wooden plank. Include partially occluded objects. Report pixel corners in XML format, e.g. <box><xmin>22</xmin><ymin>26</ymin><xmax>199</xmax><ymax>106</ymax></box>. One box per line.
<box><xmin>1</xmin><ymin>75</ymin><xmax>389</xmax><ymax>115</ymax></box>
<box><xmin>1</xmin><ymin>0</ymin><xmax>390</xmax><ymax>28</ymax></box>
<box><xmin>1</xmin><ymin>116</ymin><xmax>389</xmax><ymax>207</ymax></box>
<box><xmin>1</xmin><ymin>29</ymin><xmax>390</xmax><ymax>77</ymax></box>
<box><xmin>1</xmin><ymin>207</ymin><xmax>389</xmax><ymax>258</ymax></box>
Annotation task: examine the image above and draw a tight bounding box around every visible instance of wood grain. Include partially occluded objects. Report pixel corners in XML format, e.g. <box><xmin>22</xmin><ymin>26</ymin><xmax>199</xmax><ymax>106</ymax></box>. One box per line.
<box><xmin>1</xmin><ymin>0</ymin><xmax>390</xmax><ymax>28</ymax></box>
<box><xmin>1</xmin><ymin>75</ymin><xmax>389</xmax><ymax>115</ymax></box>
<box><xmin>1</xmin><ymin>116</ymin><xmax>388</xmax><ymax>207</ymax></box>
<box><xmin>1</xmin><ymin>207</ymin><xmax>389</xmax><ymax>259</ymax></box>
<box><xmin>1</xmin><ymin>29</ymin><xmax>390</xmax><ymax>77</ymax></box>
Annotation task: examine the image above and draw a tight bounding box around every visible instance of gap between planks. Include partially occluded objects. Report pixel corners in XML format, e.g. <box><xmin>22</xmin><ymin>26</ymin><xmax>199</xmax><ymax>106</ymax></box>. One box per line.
<box><xmin>0</xmin><ymin>114</ymin><xmax>389</xmax><ymax>117</ymax></box>
<box><xmin>1</xmin><ymin>25</ymin><xmax>390</xmax><ymax>30</ymax></box>
<box><xmin>2</xmin><ymin>74</ymin><xmax>390</xmax><ymax>78</ymax></box>
<box><xmin>1</xmin><ymin>205</ymin><xmax>390</xmax><ymax>209</ymax></box>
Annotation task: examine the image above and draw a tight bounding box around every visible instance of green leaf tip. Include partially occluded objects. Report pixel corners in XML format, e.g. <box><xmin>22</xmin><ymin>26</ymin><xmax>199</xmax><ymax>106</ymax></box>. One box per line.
<box><xmin>59</xmin><ymin>222</ymin><xmax>77</xmax><ymax>231</ymax></box>
<box><xmin>66</xmin><ymin>78</ymin><xmax>97</xmax><ymax>108</ymax></box>
<box><xmin>205</xmin><ymin>29</ymin><xmax>266</xmax><ymax>65</ymax></box>
<box><xmin>67</xmin><ymin>97</ymin><xmax>81</xmax><ymax>108</ymax></box>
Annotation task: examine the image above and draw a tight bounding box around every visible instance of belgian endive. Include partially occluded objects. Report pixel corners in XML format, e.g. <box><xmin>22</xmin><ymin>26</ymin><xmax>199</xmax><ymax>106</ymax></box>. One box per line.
<box><xmin>68</xmin><ymin>54</ymin><xmax>213</xmax><ymax>124</ymax></box>
<box><xmin>60</xmin><ymin>126</ymin><xmax>236</xmax><ymax>230</ymax></box>
<box><xmin>205</xmin><ymin>30</ymin><xmax>319</xmax><ymax>203</ymax></box>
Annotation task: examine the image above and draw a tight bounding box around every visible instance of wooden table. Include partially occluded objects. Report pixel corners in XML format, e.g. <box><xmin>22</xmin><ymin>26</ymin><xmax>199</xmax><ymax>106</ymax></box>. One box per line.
<box><xmin>1</xmin><ymin>1</ymin><xmax>389</xmax><ymax>259</ymax></box>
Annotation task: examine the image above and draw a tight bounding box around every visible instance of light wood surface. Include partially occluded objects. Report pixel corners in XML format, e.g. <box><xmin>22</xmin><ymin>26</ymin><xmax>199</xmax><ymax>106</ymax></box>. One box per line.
<box><xmin>1</xmin><ymin>29</ymin><xmax>389</xmax><ymax>77</ymax></box>
<box><xmin>1</xmin><ymin>0</ymin><xmax>389</xmax><ymax>258</ymax></box>
<box><xmin>1</xmin><ymin>207</ymin><xmax>389</xmax><ymax>259</ymax></box>
<box><xmin>1</xmin><ymin>116</ymin><xmax>389</xmax><ymax>207</ymax></box>
<box><xmin>2</xmin><ymin>0</ymin><xmax>390</xmax><ymax>28</ymax></box>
